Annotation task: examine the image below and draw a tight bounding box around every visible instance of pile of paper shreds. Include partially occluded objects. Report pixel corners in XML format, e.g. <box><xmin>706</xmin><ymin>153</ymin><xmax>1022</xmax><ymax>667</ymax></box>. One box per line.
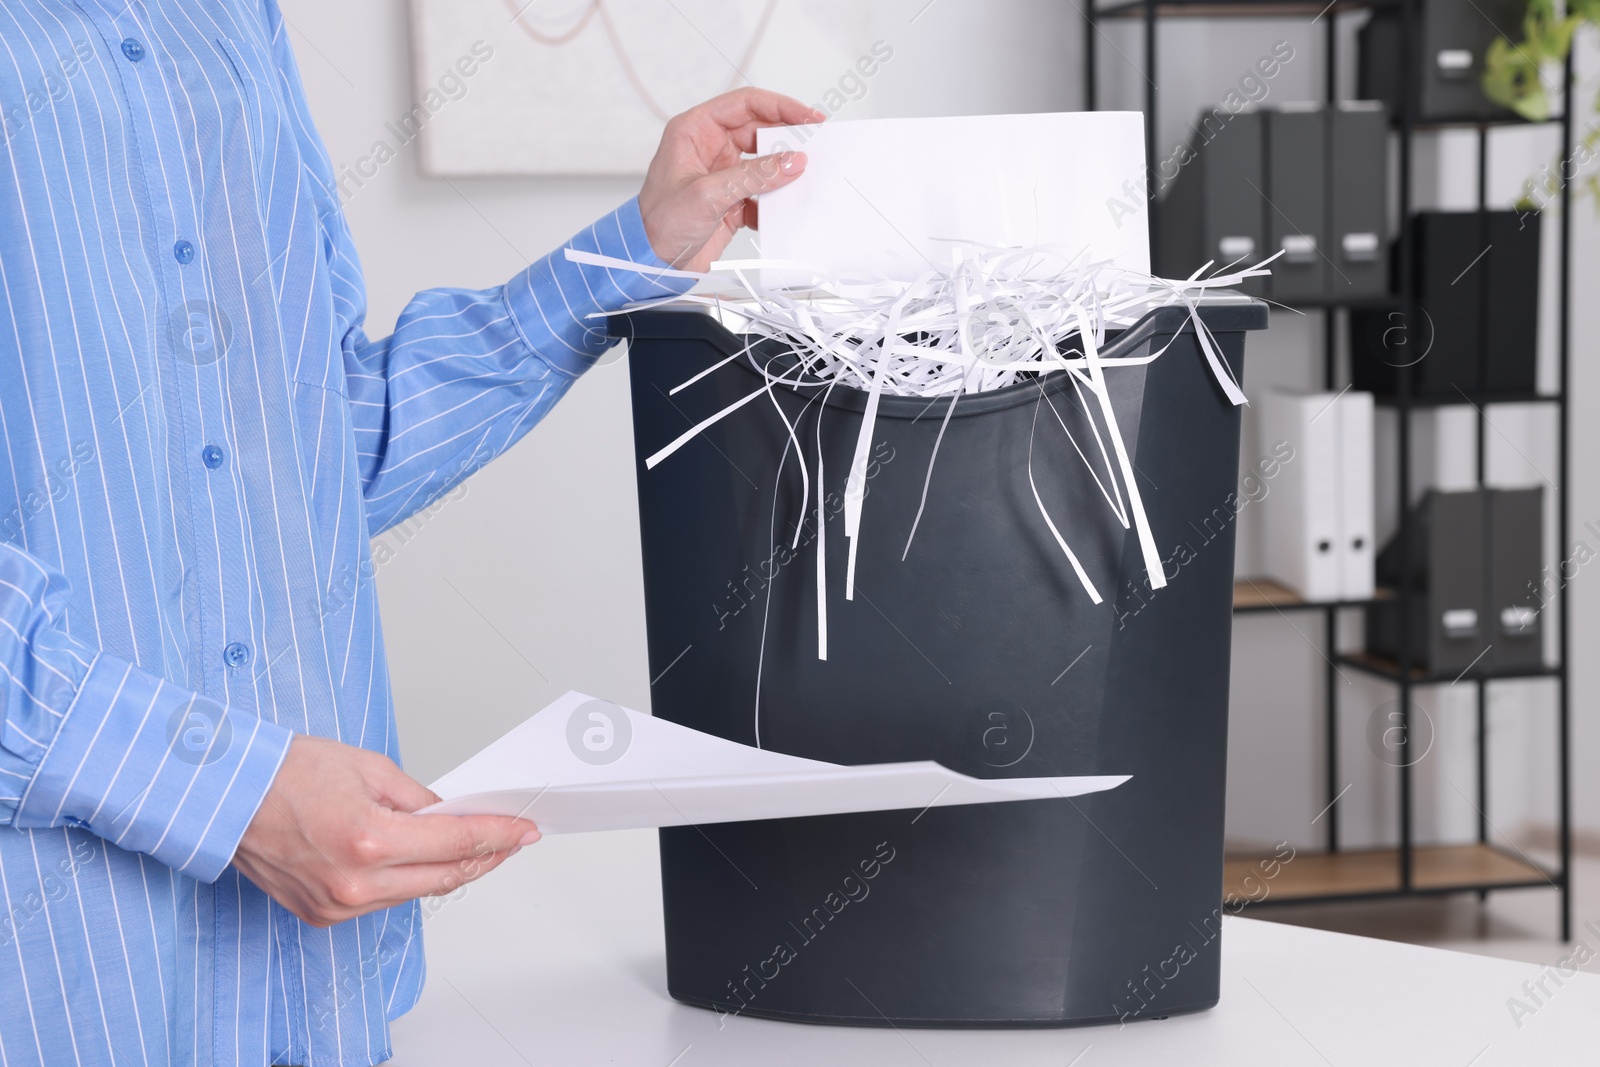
<box><xmin>569</xmin><ymin>245</ymin><xmax>1275</xmax><ymax>662</ymax></box>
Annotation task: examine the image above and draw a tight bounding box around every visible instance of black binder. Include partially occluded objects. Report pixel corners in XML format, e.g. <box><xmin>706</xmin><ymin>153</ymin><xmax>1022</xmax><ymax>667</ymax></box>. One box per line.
<box><xmin>1358</xmin><ymin>0</ymin><xmax>1524</xmax><ymax>123</ymax></box>
<box><xmin>1486</xmin><ymin>212</ymin><xmax>1544</xmax><ymax>393</ymax></box>
<box><xmin>1157</xmin><ymin>104</ymin><xmax>1389</xmax><ymax>303</ymax></box>
<box><xmin>1351</xmin><ymin>211</ymin><xmax>1540</xmax><ymax>397</ymax></box>
<box><xmin>1155</xmin><ymin>109</ymin><xmax>1265</xmax><ymax>296</ymax></box>
<box><xmin>1329</xmin><ymin>102</ymin><xmax>1390</xmax><ymax>301</ymax></box>
<box><xmin>1368</xmin><ymin>488</ymin><xmax>1543</xmax><ymax>675</ymax></box>
<box><xmin>1370</xmin><ymin>490</ymin><xmax>1486</xmax><ymax>674</ymax></box>
<box><xmin>1265</xmin><ymin>105</ymin><xmax>1327</xmax><ymax>302</ymax></box>
<box><xmin>1489</xmin><ymin>488</ymin><xmax>1545</xmax><ymax>671</ymax></box>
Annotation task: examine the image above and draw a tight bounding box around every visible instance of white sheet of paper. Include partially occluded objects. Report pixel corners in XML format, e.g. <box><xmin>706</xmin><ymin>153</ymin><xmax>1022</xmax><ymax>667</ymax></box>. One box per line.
<box><xmin>754</xmin><ymin>112</ymin><xmax>1151</xmax><ymax>282</ymax></box>
<box><xmin>423</xmin><ymin>691</ymin><xmax>1129</xmax><ymax>832</ymax></box>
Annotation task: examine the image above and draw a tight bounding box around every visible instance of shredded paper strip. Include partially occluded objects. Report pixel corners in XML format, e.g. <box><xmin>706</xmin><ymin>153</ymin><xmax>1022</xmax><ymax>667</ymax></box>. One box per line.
<box><xmin>571</xmin><ymin>244</ymin><xmax>1274</xmax><ymax>670</ymax></box>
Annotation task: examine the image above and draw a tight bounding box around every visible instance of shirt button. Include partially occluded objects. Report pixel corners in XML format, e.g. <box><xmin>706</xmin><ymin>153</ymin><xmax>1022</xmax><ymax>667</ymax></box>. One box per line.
<box><xmin>121</xmin><ymin>38</ymin><xmax>145</xmax><ymax>63</ymax></box>
<box><xmin>223</xmin><ymin>642</ymin><xmax>251</xmax><ymax>669</ymax></box>
<box><xmin>201</xmin><ymin>444</ymin><xmax>225</xmax><ymax>470</ymax></box>
<box><xmin>174</xmin><ymin>239</ymin><xmax>195</xmax><ymax>264</ymax></box>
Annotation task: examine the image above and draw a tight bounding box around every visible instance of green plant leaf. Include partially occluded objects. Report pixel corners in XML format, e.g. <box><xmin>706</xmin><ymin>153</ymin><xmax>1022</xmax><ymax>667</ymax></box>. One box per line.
<box><xmin>1486</xmin><ymin>3</ymin><xmax>1600</xmax><ymax>214</ymax></box>
<box><xmin>1483</xmin><ymin>36</ymin><xmax>1551</xmax><ymax>119</ymax></box>
<box><xmin>1572</xmin><ymin>0</ymin><xmax>1600</xmax><ymax>25</ymax></box>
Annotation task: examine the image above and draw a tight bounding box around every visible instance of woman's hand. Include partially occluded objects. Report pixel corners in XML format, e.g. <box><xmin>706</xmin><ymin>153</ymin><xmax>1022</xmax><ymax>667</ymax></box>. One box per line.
<box><xmin>638</xmin><ymin>87</ymin><xmax>824</xmax><ymax>272</ymax></box>
<box><xmin>232</xmin><ymin>734</ymin><xmax>537</xmax><ymax>927</ymax></box>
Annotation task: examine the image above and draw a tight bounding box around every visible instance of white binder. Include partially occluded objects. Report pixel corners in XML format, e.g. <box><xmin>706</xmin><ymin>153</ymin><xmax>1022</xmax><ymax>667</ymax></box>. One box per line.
<box><xmin>1260</xmin><ymin>389</ymin><xmax>1377</xmax><ymax>602</ymax></box>
<box><xmin>1336</xmin><ymin>391</ymin><xmax>1376</xmax><ymax>600</ymax></box>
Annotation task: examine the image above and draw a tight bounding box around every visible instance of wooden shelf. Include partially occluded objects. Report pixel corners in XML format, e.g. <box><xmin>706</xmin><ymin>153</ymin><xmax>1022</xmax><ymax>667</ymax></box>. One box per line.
<box><xmin>1224</xmin><ymin>844</ymin><xmax>1554</xmax><ymax>904</ymax></box>
<box><xmin>1232</xmin><ymin>578</ymin><xmax>1391</xmax><ymax>613</ymax></box>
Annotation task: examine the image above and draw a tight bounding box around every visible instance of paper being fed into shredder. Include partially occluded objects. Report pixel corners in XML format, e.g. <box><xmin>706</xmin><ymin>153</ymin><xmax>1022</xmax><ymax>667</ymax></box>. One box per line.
<box><xmin>753</xmin><ymin>112</ymin><xmax>1151</xmax><ymax>282</ymax></box>
<box><xmin>423</xmin><ymin>691</ymin><xmax>1129</xmax><ymax>832</ymax></box>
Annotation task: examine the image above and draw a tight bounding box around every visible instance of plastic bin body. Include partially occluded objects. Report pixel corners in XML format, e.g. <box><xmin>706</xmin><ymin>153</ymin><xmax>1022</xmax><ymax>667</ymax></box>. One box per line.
<box><xmin>617</xmin><ymin>301</ymin><xmax>1267</xmax><ymax>1027</ymax></box>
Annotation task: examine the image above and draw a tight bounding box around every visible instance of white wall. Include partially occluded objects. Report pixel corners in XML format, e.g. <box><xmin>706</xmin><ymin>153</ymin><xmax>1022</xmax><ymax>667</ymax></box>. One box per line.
<box><xmin>1570</xmin><ymin>29</ymin><xmax>1600</xmax><ymax>851</ymax></box>
<box><xmin>282</xmin><ymin>1</ymin><xmax>1599</xmax><ymax>855</ymax></box>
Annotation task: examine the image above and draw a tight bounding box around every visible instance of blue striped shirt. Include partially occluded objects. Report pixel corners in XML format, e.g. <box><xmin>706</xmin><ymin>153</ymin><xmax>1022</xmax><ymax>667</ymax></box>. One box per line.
<box><xmin>0</xmin><ymin>2</ymin><xmax>689</xmax><ymax>1063</ymax></box>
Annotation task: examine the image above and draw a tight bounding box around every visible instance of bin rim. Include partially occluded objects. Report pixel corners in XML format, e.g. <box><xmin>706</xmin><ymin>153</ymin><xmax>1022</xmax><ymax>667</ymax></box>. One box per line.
<box><xmin>611</xmin><ymin>295</ymin><xmax>1268</xmax><ymax>419</ymax></box>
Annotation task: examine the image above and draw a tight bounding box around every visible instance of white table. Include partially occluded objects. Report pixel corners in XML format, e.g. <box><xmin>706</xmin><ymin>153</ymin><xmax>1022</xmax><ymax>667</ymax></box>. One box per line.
<box><xmin>389</xmin><ymin>830</ymin><xmax>1598</xmax><ymax>1065</ymax></box>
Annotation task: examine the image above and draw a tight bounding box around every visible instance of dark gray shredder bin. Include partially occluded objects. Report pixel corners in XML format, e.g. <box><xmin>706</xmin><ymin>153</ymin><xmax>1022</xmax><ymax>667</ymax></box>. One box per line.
<box><xmin>614</xmin><ymin>299</ymin><xmax>1268</xmax><ymax>1027</ymax></box>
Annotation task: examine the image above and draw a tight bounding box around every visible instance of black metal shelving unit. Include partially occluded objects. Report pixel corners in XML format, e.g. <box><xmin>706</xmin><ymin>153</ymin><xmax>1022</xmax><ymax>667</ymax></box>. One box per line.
<box><xmin>1085</xmin><ymin>0</ymin><xmax>1573</xmax><ymax>938</ymax></box>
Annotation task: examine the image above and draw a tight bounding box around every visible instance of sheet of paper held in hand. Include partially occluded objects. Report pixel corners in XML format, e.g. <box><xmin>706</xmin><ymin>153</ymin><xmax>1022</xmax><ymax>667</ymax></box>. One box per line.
<box><xmin>422</xmin><ymin>691</ymin><xmax>1130</xmax><ymax>832</ymax></box>
<box><xmin>754</xmin><ymin>112</ymin><xmax>1151</xmax><ymax>283</ymax></box>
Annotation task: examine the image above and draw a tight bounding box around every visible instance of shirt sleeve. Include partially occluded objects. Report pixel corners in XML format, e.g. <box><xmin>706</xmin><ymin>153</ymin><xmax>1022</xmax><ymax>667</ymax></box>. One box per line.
<box><xmin>260</xmin><ymin>0</ymin><xmax>696</xmax><ymax>536</ymax></box>
<box><xmin>335</xmin><ymin>200</ymin><xmax>694</xmax><ymax>536</ymax></box>
<box><xmin>0</xmin><ymin>544</ymin><xmax>294</xmax><ymax>882</ymax></box>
